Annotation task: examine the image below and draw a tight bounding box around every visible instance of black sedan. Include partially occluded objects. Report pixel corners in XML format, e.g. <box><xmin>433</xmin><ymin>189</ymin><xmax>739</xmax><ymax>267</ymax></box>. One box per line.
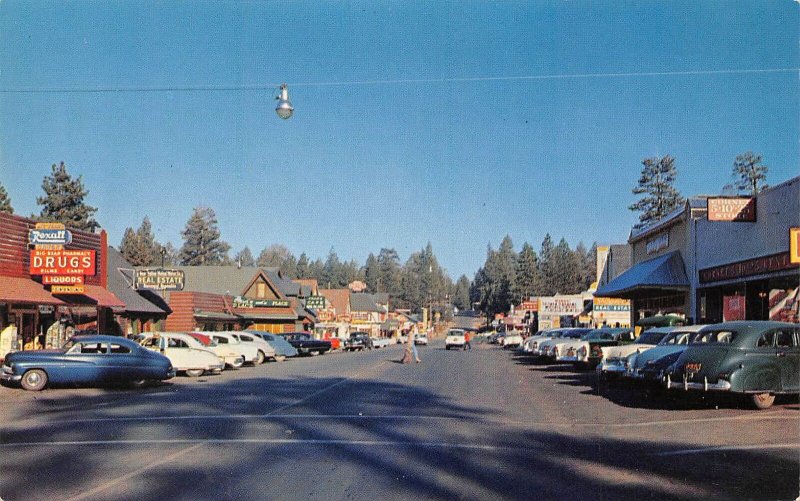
<box><xmin>282</xmin><ymin>332</ymin><xmax>332</xmax><ymax>356</ymax></box>
<box><xmin>0</xmin><ymin>335</ymin><xmax>175</xmax><ymax>391</ymax></box>
<box><xmin>344</xmin><ymin>332</ymin><xmax>373</xmax><ymax>351</ymax></box>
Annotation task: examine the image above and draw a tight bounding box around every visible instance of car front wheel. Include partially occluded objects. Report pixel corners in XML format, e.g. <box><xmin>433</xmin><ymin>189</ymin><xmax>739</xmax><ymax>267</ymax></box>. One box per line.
<box><xmin>185</xmin><ymin>369</ymin><xmax>204</xmax><ymax>378</ymax></box>
<box><xmin>20</xmin><ymin>369</ymin><xmax>48</xmax><ymax>391</ymax></box>
<box><xmin>750</xmin><ymin>392</ymin><xmax>775</xmax><ymax>410</ymax></box>
<box><xmin>255</xmin><ymin>350</ymin><xmax>266</xmax><ymax>365</ymax></box>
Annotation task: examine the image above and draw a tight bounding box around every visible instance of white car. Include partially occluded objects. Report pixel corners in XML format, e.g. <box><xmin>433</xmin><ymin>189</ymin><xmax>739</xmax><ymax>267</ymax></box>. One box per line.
<box><xmin>502</xmin><ymin>331</ymin><xmax>523</xmax><ymax>348</ymax></box>
<box><xmin>445</xmin><ymin>329</ymin><xmax>466</xmax><ymax>350</ymax></box>
<box><xmin>556</xmin><ymin>328</ymin><xmax>635</xmax><ymax>366</ymax></box>
<box><xmin>598</xmin><ymin>327</ymin><xmax>676</xmax><ymax>379</ymax></box>
<box><xmin>228</xmin><ymin>331</ymin><xmax>277</xmax><ymax>364</ymax></box>
<box><xmin>537</xmin><ymin>329</ymin><xmax>592</xmax><ymax>360</ymax></box>
<box><xmin>200</xmin><ymin>332</ymin><xmax>261</xmax><ymax>366</ymax></box>
<box><xmin>526</xmin><ymin>329</ymin><xmax>566</xmax><ymax>356</ymax></box>
<box><xmin>188</xmin><ymin>332</ymin><xmax>246</xmax><ymax>369</ymax></box>
<box><xmin>139</xmin><ymin>332</ymin><xmax>224</xmax><ymax>377</ymax></box>
<box><xmin>371</xmin><ymin>337</ymin><xmax>391</xmax><ymax>349</ymax></box>
<box><xmin>396</xmin><ymin>334</ymin><xmax>408</xmax><ymax>344</ymax></box>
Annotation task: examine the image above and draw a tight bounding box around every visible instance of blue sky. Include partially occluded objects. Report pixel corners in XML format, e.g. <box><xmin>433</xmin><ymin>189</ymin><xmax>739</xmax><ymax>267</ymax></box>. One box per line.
<box><xmin>1</xmin><ymin>1</ymin><xmax>797</xmax><ymax>280</ymax></box>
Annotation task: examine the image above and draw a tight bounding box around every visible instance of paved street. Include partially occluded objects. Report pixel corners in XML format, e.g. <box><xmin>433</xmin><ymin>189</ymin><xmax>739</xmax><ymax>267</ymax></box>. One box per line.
<box><xmin>1</xmin><ymin>339</ymin><xmax>798</xmax><ymax>501</ymax></box>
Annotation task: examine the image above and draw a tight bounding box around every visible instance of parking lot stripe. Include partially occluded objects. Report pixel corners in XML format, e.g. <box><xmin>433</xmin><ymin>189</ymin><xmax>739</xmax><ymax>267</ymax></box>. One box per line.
<box><xmin>653</xmin><ymin>443</ymin><xmax>800</xmax><ymax>456</ymax></box>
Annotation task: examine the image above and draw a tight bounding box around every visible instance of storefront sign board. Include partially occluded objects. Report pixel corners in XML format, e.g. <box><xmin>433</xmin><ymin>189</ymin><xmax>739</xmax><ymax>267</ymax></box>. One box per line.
<box><xmin>723</xmin><ymin>295</ymin><xmax>746</xmax><ymax>321</ymax></box>
<box><xmin>708</xmin><ymin>197</ymin><xmax>756</xmax><ymax>222</ymax></box>
<box><xmin>232</xmin><ymin>296</ymin><xmax>290</xmax><ymax>308</ymax></box>
<box><xmin>646</xmin><ymin>233</ymin><xmax>669</xmax><ymax>255</ymax></box>
<box><xmin>29</xmin><ymin>249</ymin><xmax>96</xmax><ymax>276</ymax></box>
<box><xmin>791</xmin><ymin>228</ymin><xmax>800</xmax><ymax>264</ymax></box>
<box><xmin>50</xmin><ymin>285</ymin><xmax>85</xmax><ymax>294</ymax></box>
<box><xmin>539</xmin><ymin>297</ymin><xmax>584</xmax><ymax>316</ymax></box>
<box><xmin>305</xmin><ymin>296</ymin><xmax>327</xmax><ymax>309</ymax></box>
<box><xmin>28</xmin><ymin>228</ymin><xmax>73</xmax><ymax>246</ymax></box>
<box><xmin>134</xmin><ymin>269</ymin><xmax>185</xmax><ymax>291</ymax></box>
<box><xmin>42</xmin><ymin>275</ymin><xmax>85</xmax><ymax>285</ymax></box>
<box><xmin>520</xmin><ymin>300</ymin><xmax>538</xmax><ymax>312</ymax></box>
<box><xmin>700</xmin><ymin>252</ymin><xmax>798</xmax><ymax>283</ymax></box>
<box><xmin>594</xmin><ymin>297</ymin><xmax>631</xmax><ymax>312</ymax></box>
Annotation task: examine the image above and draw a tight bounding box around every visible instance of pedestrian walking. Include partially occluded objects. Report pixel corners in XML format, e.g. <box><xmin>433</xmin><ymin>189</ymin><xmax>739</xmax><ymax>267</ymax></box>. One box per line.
<box><xmin>464</xmin><ymin>330</ymin><xmax>472</xmax><ymax>350</ymax></box>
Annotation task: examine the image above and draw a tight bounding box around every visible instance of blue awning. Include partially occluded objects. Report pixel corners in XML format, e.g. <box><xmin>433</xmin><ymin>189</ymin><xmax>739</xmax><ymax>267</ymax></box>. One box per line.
<box><xmin>595</xmin><ymin>251</ymin><xmax>689</xmax><ymax>299</ymax></box>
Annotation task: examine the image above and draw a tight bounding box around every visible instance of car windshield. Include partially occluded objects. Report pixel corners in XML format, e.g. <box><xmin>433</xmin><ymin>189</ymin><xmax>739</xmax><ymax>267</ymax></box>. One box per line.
<box><xmin>637</xmin><ymin>331</ymin><xmax>666</xmax><ymax>344</ymax></box>
<box><xmin>692</xmin><ymin>330</ymin><xmax>735</xmax><ymax>344</ymax></box>
<box><xmin>448</xmin><ymin>331</ymin><xmax>464</xmax><ymax>336</ymax></box>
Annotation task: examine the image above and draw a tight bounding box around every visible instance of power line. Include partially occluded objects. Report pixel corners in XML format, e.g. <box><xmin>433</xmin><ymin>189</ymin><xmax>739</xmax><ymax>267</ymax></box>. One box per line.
<box><xmin>1</xmin><ymin>67</ymin><xmax>797</xmax><ymax>94</ymax></box>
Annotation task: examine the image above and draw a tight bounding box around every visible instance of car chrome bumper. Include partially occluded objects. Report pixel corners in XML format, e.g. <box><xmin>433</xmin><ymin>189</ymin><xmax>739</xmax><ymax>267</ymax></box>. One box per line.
<box><xmin>600</xmin><ymin>363</ymin><xmax>626</xmax><ymax>373</ymax></box>
<box><xmin>665</xmin><ymin>375</ymin><xmax>731</xmax><ymax>392</ymax></box>
<box><xmin>0</xmin><ymin>372</ymin><xmax>22</xmax><ymax>382</ymax></box>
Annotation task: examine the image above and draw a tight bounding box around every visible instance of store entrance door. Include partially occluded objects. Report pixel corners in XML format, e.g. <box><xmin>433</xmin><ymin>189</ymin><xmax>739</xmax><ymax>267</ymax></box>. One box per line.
<box><xmin>17</xmin><ymin>311</ymin><xmax>38</xmax><ymax>350</ymax></box>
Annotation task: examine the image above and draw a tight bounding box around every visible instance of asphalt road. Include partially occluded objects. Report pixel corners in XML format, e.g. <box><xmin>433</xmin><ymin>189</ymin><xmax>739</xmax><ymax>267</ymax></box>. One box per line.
<box><xmin>1</xmin><ymin>338</ymin><xmax>798</xmax><ymax>501</ymax></box>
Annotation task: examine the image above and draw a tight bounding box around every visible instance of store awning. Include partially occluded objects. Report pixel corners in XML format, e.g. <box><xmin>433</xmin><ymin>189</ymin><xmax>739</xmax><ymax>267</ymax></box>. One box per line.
<box><xmin>194</xmin><ymin>310</ymin><xmax>240</xmax><ymax>321</ymax></box>
<box><xmin>236</xmin><ymin>313</ymin><xmax>297</xmax><ymax>321</ymax></box>
<box><xmin>595</xmin><ymin>251</ymin><xmax>689</xmax><ymax>299</ymax></box>
<box><xmin>81</xmin><ymin>285</ymin><xmax>126</xmax><ymax>308</ymax></box>
<box><xmin>0</xmin><ymin>277</ymin><xmax>64</xmax><ymax>305</ymax></box>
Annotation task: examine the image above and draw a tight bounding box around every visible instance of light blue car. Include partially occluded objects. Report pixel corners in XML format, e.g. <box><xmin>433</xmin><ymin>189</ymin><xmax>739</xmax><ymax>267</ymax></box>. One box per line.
<box><xmin>246</xmin><ymin>331</ymin><xmax>298</xmax><ymax>360</ymax></box>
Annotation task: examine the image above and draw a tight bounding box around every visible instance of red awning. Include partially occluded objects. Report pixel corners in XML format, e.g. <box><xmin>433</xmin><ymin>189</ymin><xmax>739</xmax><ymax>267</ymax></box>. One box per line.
<box><xmin>0</xmin><ymin>277</ymin><xmax>64</xmax><ymax>305</ymax></box>
<box><xmin>82</xmin><ymin>285</ymin><xmax>126</xmax><ymax>308</ymax></box>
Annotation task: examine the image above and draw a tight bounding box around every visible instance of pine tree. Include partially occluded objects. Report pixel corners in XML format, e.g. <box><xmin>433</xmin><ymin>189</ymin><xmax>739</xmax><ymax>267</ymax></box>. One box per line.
<box><xmin>629</xmin><ymin>155</ymin><xmax>684</xmax><ymax>226</ymax></box>
<box><xmin>377</xmin><ymin>248</ymin><xmax>401</xmax><ymax>295</ymax></box>
<box><xmin>538</xmin><ymin>234</ymin><xmax>556</xmax><ymax>296</ymax></box>
<box><xmin>514</xmin><ymin>242</ymin><xmax>540</xmax><ymax>302</ymax></box>
<box><xmin>36</xmin><ymin>162</ymin><xmax>99</xmax><ymax>231</ymax></box>
<box><xmin>452</xmin><ymin>275</ymin><xmax>472</xmax><ymax>311</ymax></box>
<box><xmin>551</xmin><ymin>238</ymin><xmax>582</xmax><ymax>294</ymax></box>
<box><xmin>0</xmin><ymin>183</ymin><xmax>14</xmax><ymax>214</ymax></box>
<box><xmin>178</xmin><ymin>207</ymin><xmax>231</xmax><ymax>265</ymax></box>
<box><xmin>257</xmin><ymin>244</ymin><xmax>294</xmax><ymax>269</ymax></box>
<box><xmin>135</xmin><ymin>217</ymin><xmax>162</xmax><ymax>266</ymax></box>
<box><xmin>234</xmin><ymin>247</ymin><xmax>255</xmax><ymax>267</ymax></box>
<box><xmin>728</xmin><ymin>151</ymin><xmax>768</xmax><ymax>195</ymax></box>
<box><xmin>296</xmin><ymin>253</ymin><xmax>311</xmax><ymax>278</ymax></box>
<box><xmin>363</xmin><ymin>253</ymin><xmax>379</xmax><ymax>292</ymax></box>
<box><xmin>119</xmin><ymin>228</ymin><xmax>138</xmax><ymax>263</ymax></box>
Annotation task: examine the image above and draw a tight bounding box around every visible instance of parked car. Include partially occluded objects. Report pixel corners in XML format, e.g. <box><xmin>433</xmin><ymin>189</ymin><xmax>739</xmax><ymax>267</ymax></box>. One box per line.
<box><xmin>371</xmin><ymin>337</ymin><xmax>391</xmax><ymax>349</ymax></box>
<box><xmin>1</xmin><ymin>335</ymin><xmax>175</xmax><ymax>391</ymax></box>
<box><xmin>521</xmin><ymin>329</ymin><xmax>556</xmax><ymax>354</ymax></box>
<box><xmin>344</xmin><ymin>332</ymin><xmax>373</xmax><ymax>351</ymax></box>
<box><xmin>246</xmin><ymin>331</ymin><xmax>298</xmax><ymax>360</ymax></box>
<box><xmin>557</xmin><ymin>328</ymin><xmax>635</xmax><ymax>368</ymax></box>
<box><xmin>665</xmin><ymin>321</ymin><xmax>800</xmax><ymax>409</ymax></box>
<box><xmin>445</xmin><ymin>329</ymin><xmax>466</xmax><ymax>350</ymax></box>
<box><xmin>396</xmin><ymin>333</ymin><xmax>408</xmax><ymax>344</ymax></box>
<box><xmin>538</xmin><ymin>328</ymin><xmax>593</xmax><ymax>360</ymax></box>
<box><xmin>624</xmin><ymin>325</ymin><xmax>707</xmax><ymax>383</ymax></box>
<box><xmin>597</xmin><ymin>328</ymin><xmax>673</xmax><ymax>380</ymax></box>
<box><xmin>200</xmin><ymin>332</ymin><xmax>261</xmax><ymax>365</ymax></box>
<box><xmin>502</xmin><ymin>330</ymin><xmax>524</xmax><ymax>349</ymax></box>
<box><xmin>228</xmin><ymin>331</ymin><xmax>277</xmax><ymax>364</ymax></box>
<box><xmin>283</xmin><ymin>332</ymin><xmax>332</xmax><ymax>355</ymax></box>
<box><xmin>528</xmin><ymin>329</ymin><xmax>572</xmax><ymax>356</ymax></box>
<box><xmin>188</xmin><ymin>332</ymin><xmax>245</xmax><ymax>369</ymax></box>
<box><xmin>139</xmin><ymin>332</ymin><xmax>224</xmax><ymax>377</ymax></box>
<box><xmin>414</xmin><ymin>333</ymin><xmax>429</xmax><ymax>346</ymax></box>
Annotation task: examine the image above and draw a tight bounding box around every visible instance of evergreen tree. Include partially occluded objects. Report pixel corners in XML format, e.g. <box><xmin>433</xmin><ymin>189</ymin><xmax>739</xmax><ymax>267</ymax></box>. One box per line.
<box><xmin>452</xmin><ymin>275</ymin><xmax>472</xmax><ymax>311</ymax></box>
<box><xmin>234</xmin><ymin>247</ymin><xmax>255</xmax><ymax>267</ymax></box>
<box><xmin>36</xmin><ymin>162</ymin><xmax>99</xmax><ymax>231</ymax></box>
<box><xmin>550</xmin><ymin>238</ymin><xmax>582</xmax><ymax>294</ymax></box>
<box><xmin>178</xmin><ymin>206</ymin><xmax>231</xmax><ymax>265</ymax></box>
<box><xmin>377</xmin><ymin>248</ymin><xmax>401</xmax><ymax>295</ymax></box>
<box><xmin>280</xmin><ymin>254</ymin><xmax>298</xmax><ymax>279</ymax></box>
<box><xmin>363</xmin><ymin>253</ymin><xmax>379</xmax><ymax>292</ymax></box>
<box><xmin>296</xmin><ymin>253</ymin><xmax>311</xmax><ymax>278</ymax></box>
<box><xmin>629</xmin><ymin>155</ymin><xmax>684</xmax><ymax>226</ymax></box>
<box><xmin>161</xmin><ymin>242</ymin><xmax>178</xmax><ymax>266</ymax></box>
<box><xmin>257</xmin><ymin>244</ymin><xmax>294</xmax><ymax>269</ymax></box>
<box><xmin>120</xmin><ymin>217</ymin><xmax>163</xmax><ymax>266</ymax></box>
<box><xmin>514</xmin><ymin>242</ymin><xmax>540</xmax><ymax>302</ymax></box>
<box><xmin>728</xmin><ymin>151</ymin><xmax>768</xmax><ymax>195</ymax></box>
<box><xmin>0</xmin><ymin>183</ymin><xmax>14</xmax><ymax>214</ymax></box>
<box><xmin>119</xmin><ymin>228</ymin><xmax>138</xmax><ymax>263</ymax></box>
<box><xmin>321</xmin><ymin>248</ymin><xmax>344</xmax><ymax>288</ymax></box>
<box><xmin>575</xmin><ymin>241</ymin><xmax>597</xmax><ymax>291</ymax></box>
<box><xmin>538</xmin><ymin>234</ymin><xmax>556</xmax><ymax>296</ymax></box>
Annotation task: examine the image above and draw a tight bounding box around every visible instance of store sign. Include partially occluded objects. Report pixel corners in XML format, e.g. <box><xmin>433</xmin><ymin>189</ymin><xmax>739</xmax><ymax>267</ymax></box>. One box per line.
<box><xmin>134</xmin><ymin>269</ymin><xmax>185</xmax><ymax>291</ymax></box>
<box><xmin>791</xmin><ymin>228</ymin><xmax>800</xmax><ymax>264</ymax></box>
<box><xmin>700</xmin><ymin>252</ymin><xmax>798</xmax><ymax>283</ymax></box>
<box><xmin>38</xmin><ymin>305</ymin><xmax>55</xmax><ymax>314</ymax></box>
<box><xmin>42</xmin><ymin>275</ymin><xmax>85</xmax><ymax>285</ymax></box>
<box><xmin>29</xmin><ymin>228</ymin><xmax>73</xmax><ymax>246</ymax></box>
<box><xmin>521</xmin><ymin>300</ymin><xmax>538</xmax><ymax>312</ymax></box>
<box><xmin>51</xmin><ymin>285</ymin><xmax>85</xmax><ymax>294</ymax></box>
<box><xmin>305</xmin><ymin>296</ymin><xmax>327</xmax><ymax>309</ymax></box>
<box><xmin>593</xmin><ymin>297</ymin><xmax>631</xmax><ymax>312</ymax></box>
<box><xmin>29</xmin><ymin>249</ymin><xmax>96</xmax><ymax>276</ymax></box>
<box><xmin>646</xmin><ymin>233</ymin><xmax>669</xmax><ymax>255</ymax></box>
<box><xmin>708</xmin><ymin>197</ymin><xmax>756</xmax><ymax>222</ymax></box>
<box><xmin>723</xmin><ymin>295</ymin><xmax>746</xmax><ymax>321</ymax></box>
<box><xmin>539</xmin><ymin>297</ymin><xmax>583</xmax><ymax>316</ymax></box>
<box><xmin>232</xmin><ymin>296</ymin><xmax>290</xmax><ymax>308</ymax></box>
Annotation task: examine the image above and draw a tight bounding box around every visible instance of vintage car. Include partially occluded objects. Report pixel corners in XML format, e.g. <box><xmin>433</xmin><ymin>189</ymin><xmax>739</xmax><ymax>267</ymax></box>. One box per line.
<box><xmin>520</xmin><ymin>330</ymin><xmax>555</xmax><ymax>354</ymax></box>
<box><xmin>371</xmin><ymin>337</ymin><xmax>391</xmax><ymax>349</ymax></box>
<box><xmin>1</xmin><ymin>335</ymin><xmax>175</xmax><ymax>391</ymax></box>
<box><xmin>414</xmin><ymin>333</ymin><xmax>429</xmax><ymax>346</ymax></box>
<box><xmin>665</xmin><ymin>321</ymin><xmax>800</xmax><ymax>409</ymax></box>
<box><xmin>597</xmin><ymin>328</ymin><xmax>673</xmax><ymax>380</ymax></box>
<box><xmin>624</xmin><ymin>325</ymin><xmax>707</xmax><ymax>383</ymax></box>
<box><xmin>139</xmin><ymin>332</ymin><xmax>224</xmax><ymax>377</ymax></box>
<box><xmin>246</xmin><ymin>331</ymin><xmax>298</xmax><ymax>360</ymax></box>
<box><xmin>445</xmin><ymin>329</ymin><xmax>466</xmax><ymax>350</ymax></box>
<box><xmin>228</xmin><ymin>331</ymin><xmax>277</xmax><ymax>364</ymax></box>
<box><xmin>201</xmin><ymin>332</ymin><xmax>261</xmax><ymax>365</ymax></box>
<box><xmin>283</xmin><ymin>332</ymin><xmax>332</xmax><ymax>355</ymax></box>
<box><xmin>528</xmin><ymin>329</ymin><xmax>573</xmax><ymax>356</ymax></box>
<box><xmin>557</xmin><ymin>328</ymin><xmax>635</xmax><ymax>368</ymax></box>
<box><xmin>344</xmin><ymin>332</ymin><xmax>373</xmax><ymax>351</ymax></box>
<box><xmin>502</xmin><ymin>331</ymin><xmax>524</xmax><ymax>349</ymax></box>
<box><xmin>538</xmin><ymin>328</ymin><xmax>593</xmax><ymax>360</ymax></box>
<box><xmin>187</xmin><ymin>332</ymin><xmax>245</xmax><ymax>369</ymax></box>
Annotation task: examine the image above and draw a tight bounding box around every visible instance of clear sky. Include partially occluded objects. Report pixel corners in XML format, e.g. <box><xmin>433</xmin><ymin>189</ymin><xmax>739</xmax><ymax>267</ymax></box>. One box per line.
<box><xmin>1</xmin><ymin>1</ymin><xmax>797</xmax><ymax>280</ymax></box>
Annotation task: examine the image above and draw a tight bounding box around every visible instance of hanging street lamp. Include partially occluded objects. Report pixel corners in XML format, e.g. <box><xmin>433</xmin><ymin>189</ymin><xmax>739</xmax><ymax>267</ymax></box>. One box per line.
<box><xmin>275</xmin><ymin>83</ymin><xmax>294</xmax><ymax>119</ymax></box>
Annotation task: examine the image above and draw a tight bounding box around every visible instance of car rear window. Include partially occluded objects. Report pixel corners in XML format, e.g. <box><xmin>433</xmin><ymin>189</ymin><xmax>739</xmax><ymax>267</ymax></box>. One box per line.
<box><xmin>637</xmin><ymin>331</ymin><xmax>666</xmax><ymax>345</ymax></box>
<box><xmin>694</xmin><ymin>330</ymin><xmax>735</xmax><ymax>344</ymax></box>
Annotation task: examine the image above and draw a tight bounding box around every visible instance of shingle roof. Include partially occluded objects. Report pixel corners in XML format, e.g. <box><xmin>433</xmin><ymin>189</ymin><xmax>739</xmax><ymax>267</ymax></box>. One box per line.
<box><xmin>107</xmin><ymin>247</ymin><xmax>170</xmax><ymax>314</ymax></box>
<box><xmin>350</xmin><ymin>293</ymin><xmax>385</xmax><ymax>313</ymax></box>
<box><xmin>319</xmin><ymin>288</ymin><xmax>350</xmax><ymax>314</ymax></box>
